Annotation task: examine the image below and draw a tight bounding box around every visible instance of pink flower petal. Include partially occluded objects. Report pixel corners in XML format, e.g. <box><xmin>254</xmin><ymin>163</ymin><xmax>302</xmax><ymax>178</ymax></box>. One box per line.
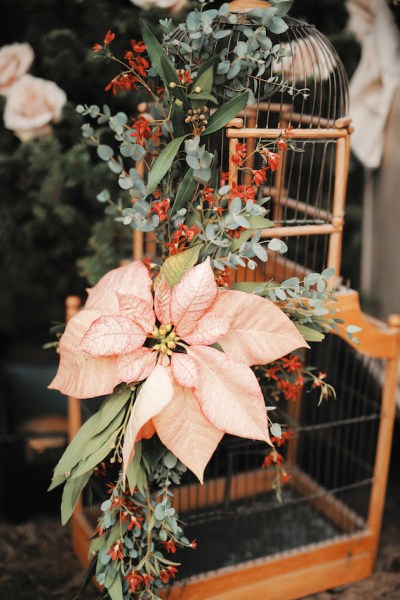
<box><xmin>154</xmin><ymin>278</ymin><xmax>172</xmax><ymax>325</ymax></box>
<box><xmin>179</xmin><ymin>312</ymin><xmax>230</xmax><ymax>346</ymax></box>
<box><xmin>154</xmin><ymin>381</ymin><xmax>223</xmax><ymax>483</ymax></box>
<box><xmin>212</xmin><ymin>290</ymin><xmax>309</xmax><ymax>366</ymax></box>
<box><xmin>172</xmin><ymin>258</ymin><xmax>217</xmax><ymax>332</ymax></box>
<box><xmin>188</xmin><ymin>346</ymin><xmax>271</xmax><ymax>444</ymax></box>
<box><xmin>116</xmin><ymin>292</ymin><xmax>156</xmax><ymax>333</ymax></box>
<box><xmin>48</xmin><ymin>309</ymin><xmax>117</xmax><ymax>398</ymax></box>
<box><xmin>79</xmin><ymin>315</ymin><xmax>146</xmax><ymax>357</ymax></box>
<box><xmin>116</xmin><ymin>348</ymin><xmax>157</xmax><ymax>384</ymax></box>
<box><xmin>171</xmin><ymin>353</ymin><xmax>199</xmax><ymax>388</ymax></box>
<box><xmin>85</xmin><ymin>261</ymin><xmax>153</xmax><ymax>313</ymax></box>
<box><xmin>122</xmin><ymin>365</ymin><xmax>173</xmax><ymax>475</ymax></box>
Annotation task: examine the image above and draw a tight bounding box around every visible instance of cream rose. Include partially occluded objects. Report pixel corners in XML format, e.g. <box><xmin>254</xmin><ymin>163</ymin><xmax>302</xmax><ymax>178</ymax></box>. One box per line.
<box><xmin>0</xmin><ymin>43</ymin><xmax>34</xmax><ymax>95</ymax></box>
<box><xmin>3</xmin><ymin>74</ymin><xmax>67</xmax><ymax>141</ymax></box>
<box><xmin>129</xmin><ymin>0</ymin><xmax>188</xmax><ymax>13</ymax></box>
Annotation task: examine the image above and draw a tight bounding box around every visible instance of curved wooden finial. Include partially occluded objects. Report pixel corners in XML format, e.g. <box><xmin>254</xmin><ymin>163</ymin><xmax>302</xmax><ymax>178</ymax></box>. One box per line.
<box><xmin>229</xmin><ymin>0</ymin><xmax>270</xmax><ymax>12</ymax></box>
<box><xmin>387</xmin><ymin>314</ymin><xmax>400</xmax><ymax>331</ymax></box>
<box><xmin>66</xmin><ymin>295</ymin><xmax>81</xmax><ymax>322</ymax></box>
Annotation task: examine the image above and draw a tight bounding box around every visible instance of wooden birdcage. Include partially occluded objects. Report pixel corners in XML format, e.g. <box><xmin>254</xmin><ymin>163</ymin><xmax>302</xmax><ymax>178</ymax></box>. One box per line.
<box><xmin>65</xmin><ymin>2</ymin><xmax>400</xmax><ymax>598</ymax></box>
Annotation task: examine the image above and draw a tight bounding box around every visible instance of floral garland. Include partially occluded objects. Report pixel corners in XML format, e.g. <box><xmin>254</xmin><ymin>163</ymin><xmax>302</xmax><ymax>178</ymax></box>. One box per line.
<box><xmin>49</xmin><ymin>2</ymin><xmax>342</xmax><ymax>598</ymax></box>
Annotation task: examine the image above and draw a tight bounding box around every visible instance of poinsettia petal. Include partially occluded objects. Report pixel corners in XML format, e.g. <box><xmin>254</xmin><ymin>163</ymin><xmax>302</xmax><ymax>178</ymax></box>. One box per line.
<box><xmin>171</xmin><ymin>258</ymin><xmax>217</xmax><ymax>332</ymax></box>
<box><xmin>154</xmin><ymin>381</ymin><xmax>223</xmax><ymax>483</ymax></box>
<box><xmin>122</xmin><ymin>365</ymin><xmax>173</xmax><ymax>475</ymax></box>
<box><xmin>171</xmin><ymin>353</ymin><xmax>199</xmax><ymax>388</ymax></box>
<box><xmin>188</xmin><ymin>346</ymin><xmax>271</xmax><ymax>443</ymax></box>
<box><xmin>116</xmin><ymin>292</ymin><xmax>156</xmax><ymax>333</ymax></box>
<box><xmin>212</xmin><ymin>290</ymin><xmax>309</xmax><ymax>366</ymax></box>
<box><xmin>179</xmin><ymin>312</ymin><xmax>230</xmax><ymax>346</ymax></box>
<box><xmin>154</xmin><ymin>278</ymin><xmax>172</xmax><ymax>325</ymax></box>
<box><xmin>85</xmin><ymin>261</ymin><xmax>153</xmax><ymax>313</ymax></box>
<box><xmin>79</xmin><ymin>315</ymin><xmax>146</xmax><ymax>357</ymax></box>
<box><xmin>48</xmin><ymin>309</ymin><xmax>117</xmax><ymax>398</ymax></box>
<box><xmin>117</xmin><ymin>348</ymin><xmax>157</xmax><ymax>384</ymax></box>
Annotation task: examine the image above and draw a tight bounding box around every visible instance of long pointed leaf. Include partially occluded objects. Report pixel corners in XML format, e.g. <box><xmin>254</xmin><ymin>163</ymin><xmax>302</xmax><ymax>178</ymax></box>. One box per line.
<box><xmin>160</xmin><ymin>55</ymin><xmax>190</xmax><ymax>109</ymax></box>
<box><xmin>140</xmin><ymin>19</ymin><xmax>189</xmax><ymax>109</ymax></box>
<box><xmin>147</xmin><ymin>135</ymin><xmax>187</xmax><ymax>194</ymax></box>
<box><xmin>202</xmin><ymin>91</ymin><xmax>249</xmax><ymax>135</ymax></box>
<box><xmin>171</xmin><ymin>169</ymin><xmax>197</xmax><ymax>216</ymax></box>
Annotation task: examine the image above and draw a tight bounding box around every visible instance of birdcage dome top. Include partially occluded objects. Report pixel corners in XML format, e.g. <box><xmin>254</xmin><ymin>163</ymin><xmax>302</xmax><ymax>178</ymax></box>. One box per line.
<box><xmin>163</xmin><ymin>0</ymin><xmax>348</xmax><ymax>126</ymax></box>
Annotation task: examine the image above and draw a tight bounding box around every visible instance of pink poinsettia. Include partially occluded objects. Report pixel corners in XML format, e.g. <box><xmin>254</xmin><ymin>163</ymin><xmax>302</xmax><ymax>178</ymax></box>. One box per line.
<box><xmin>50</xmin><ymin>259</ymin><xmax>307</xmax><ymax>481</ymax></box>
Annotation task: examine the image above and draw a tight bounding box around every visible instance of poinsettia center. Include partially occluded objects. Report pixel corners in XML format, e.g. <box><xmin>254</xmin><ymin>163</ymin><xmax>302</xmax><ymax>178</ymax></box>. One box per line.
<box><xmin>152</xmin><ymin>324</ymin><xmax>180</xmax><ymax>356</ymax></box>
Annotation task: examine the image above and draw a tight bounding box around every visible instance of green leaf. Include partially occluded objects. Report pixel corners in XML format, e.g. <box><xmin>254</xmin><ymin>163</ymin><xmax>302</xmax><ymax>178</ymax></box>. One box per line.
<box><xmin>193</xmin><ymin>56</ymin><xmax>218</xmax><ymax>94</ymax></box>
<box><xmin>80</xmin><ymin>410</ymin><xmax>125</xmax><ymax>463</ymax></box>
<box><xmin>156</xmin><ymin>244</ymin><xmax>202</xmax><ymax>288</ymax></box>
<box><xmin>108</xmin><ymin>573</ymin><xmax>124</xmax><ymax>600</ymax></box>
<box><xmin>346</xmin><ymin>325</ymin><xmax>362</xmax><ymax>334</ymax></box>
<box><xmin>188</xmin><ymin>92</ymin><xmax>218</xmax><ymax>105</ymax></box>
<box><xmin>50</xmin><ymin>389</ymin><xmax>132</xmax><ymax>489</ymax></box>
<box><xmin>49</xmin><ymin>412</ymin><xmax>101</xmax><ymax>490</ymax></box>
<box><xmin>147</xmin><ymin>135</ymin><xmax>187</xmax><ymax>194</ymax></box>
<box><xmin>202</xmin><ymin>91</ymin><xmax>249</xmax><ymax>135</ymax></box>
<box><xmin>72</xmin><ymin>556</ymin><xmax>97</xmax><ymax>600</ymax></box>
<box><xmin>97</xmin><ymin>145</ymin><xmax>114</xmax><ymax>161</ymax></box>
<box><xmin>71</xmin><ymin>426</ymin><xmax>118</xmax><ymax>479</ymax></box>
<box><xmin>160</xmin><ymin>56</ymin><xmax>190</xmax><ymax>109</ymax></box>
<box><xmin>142</xmin><ymin>435</ymin><xmax>168</xmax><ymax>469</ymax></box>
<box><xmin>229</xmin><ymin>215</ymin><xmax>274</xmax><ymax>252</ymax></box>
<box><xmin>140</xmin><ymin>20</ymin><xmax>189</xmax><ymax>109</ymax></box>
<box><xmin>61</xmin><ymin>471</ymin><xmax>91</xmax><ymax>525</ymax></box>
<box><xmin>126</xmin><ymin>441</ymin><xmax>142</xmax><ymax>494</ymax></box>
<box><xmin>140</xmin><ymin>19</ymin><xmax>167</xmax><ymax>82</ymax></box>
<box><xmin>232</xmin><ymin>281</ymin><xmax>269</xmax><ymax>294</ymax></box>
<box><xmin>171</xmin><ymin>169</ymin><xmax>197</xmax><ymax>216</ymax></box>
<box><xmin>171</xmin><ymin>105</ymin><xmax>188</xmax><ymax>137</ymax></box>
<box><xmin>295</xmin><ymin>323</ymin><xmax>325</xmax><ymax>342</ymax></box>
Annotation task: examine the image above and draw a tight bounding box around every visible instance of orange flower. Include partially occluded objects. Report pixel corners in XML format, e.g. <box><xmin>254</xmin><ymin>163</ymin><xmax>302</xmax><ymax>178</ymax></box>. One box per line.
<box><xmin>151</xmin><ymin>197</ymin><xmax>170</xmax><ymax>221</ymax></box>
<box><xmin>266</xmin><ymin>365</ymin><xmax>280</xmax><ymax>381</ymax></box>
<box><xmin>252</xmin><ymin>167</ymin><xmax>268</xmax><ymax>186</ymax></box>
<box><xmin>161</xmin><ymin>539</ymin><xmax>177</xmax><ymax>553</ymax></box>
<box><xmin>178</xmin><ymin>69</ymin><xmax>193</xmax><ymax>85</ymax></box>
<box><xmin>107</xmin><ymin>541</ymin><xmax>123</xmax><ymax>561</ymax></box>
<box><xmin>231</xmin><ymin>142</ymin><xmax>247</xmax><ymax>166</ymax></box>
<box><xmin>262</xmin><ymin>450</ymin><xmax>284</xmax><ymax>468</ymax></box>
<box><xmin>281</xmin><ymin>354</ymin><xmax>302</xmax><ymax>373</ymax></box>
<box><xmin>131</xmin><ymin>116</ymin><xmax>151</xmax><ymax>145</ymax></box>
<box><xmin>125</xmin><ymin>571</ymin><xmax>143</xmax><ymax>593</ymax></box>
<box><xmin>312</xmin><ymin>372</ymin><xmax>327</xmax><ymax>388</ymax></box>
<box><xmin>166</xmin><ymin>224</ymin><xmax>200</xmax><ymax>255</ymax></box>
<box><xmin>92</xmin><ymin>43</ymin><xmax>102</xmax><ymax>53</ymax></box>
<box><xmin>215</xmin><ymin>269</ymin><xmax>231</xmax><ymax>288</ymax></box>
<box><xmin>130</xmin><ymin>39</ymin><xmax>146</xmax><ymax>53</ymax></box>
<box><xmin>230</xmin><ymin>182</ymin><xmax>256</xmax><ymax>202</ymax></box>
<box><xmin>160</xmin><ymin>566</ymin><xmax>178</xmax><ymax>584</ymax></box>
<box><xmin>104</xmin><ymin>30</ymin><xmax>115</xmax><ymax>46</ymax></box>
<box><xmin>270</xmin><ymin>431</ymin><xmax>294</xmax><ymax>447</ymax></box>
<box><xmin>265</xmin><ymin>151</ymin><xmax>280</xmax><ymax>171</ymax></box>
<box><xmin>105</xmin><ymin>74</ymin><xmax>138</xmax><ymax>95</ymax></box>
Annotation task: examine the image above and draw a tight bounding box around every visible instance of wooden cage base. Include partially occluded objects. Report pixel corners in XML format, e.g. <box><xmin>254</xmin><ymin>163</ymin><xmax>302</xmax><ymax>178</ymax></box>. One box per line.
<box><xmin>71</xmin><ymin>505</ymin><xmax>375</xmax><ymax>600</ymax></box>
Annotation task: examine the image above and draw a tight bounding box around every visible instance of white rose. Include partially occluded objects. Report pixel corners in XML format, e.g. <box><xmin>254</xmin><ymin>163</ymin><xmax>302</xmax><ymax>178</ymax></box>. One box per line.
<box><xmin>0</xmin><ymin>43</ymin><xmax>34</xmax><ymax>95</ymax></box>
<box><xmin>4</xmin><ymin>74</ymin><xmax>67</xmax><ymax>141</ymax></box>
<box><xmin>129</xmin><ymin>0</ymin><xmax>188</xmax><ymax>13</ymax></box>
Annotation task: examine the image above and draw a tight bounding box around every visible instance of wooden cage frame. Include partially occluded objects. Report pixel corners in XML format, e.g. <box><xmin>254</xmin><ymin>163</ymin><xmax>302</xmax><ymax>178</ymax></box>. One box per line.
<box><xmin>64</xmin><ymin>3</ymin><xmax>398</xmax><ymax>595</ymax></box>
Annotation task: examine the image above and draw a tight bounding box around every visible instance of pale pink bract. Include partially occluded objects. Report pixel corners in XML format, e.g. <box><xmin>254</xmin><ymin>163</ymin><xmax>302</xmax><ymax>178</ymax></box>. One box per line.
<box><xmin>49</xmin><ymin>259</ymin><xmax>308</xmax><ymax>481</ymax></box>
